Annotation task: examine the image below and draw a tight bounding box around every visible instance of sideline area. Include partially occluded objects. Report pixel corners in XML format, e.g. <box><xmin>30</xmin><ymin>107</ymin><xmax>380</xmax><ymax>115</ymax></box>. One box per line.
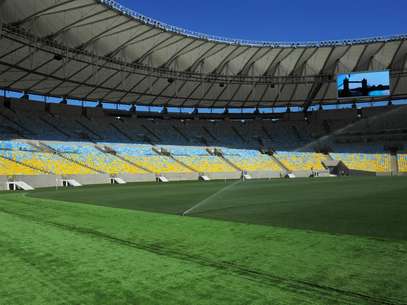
<box><xmin>28</xmin><ymin>176</ymin><xmax>407</xmax><ymax>240</ymax></box>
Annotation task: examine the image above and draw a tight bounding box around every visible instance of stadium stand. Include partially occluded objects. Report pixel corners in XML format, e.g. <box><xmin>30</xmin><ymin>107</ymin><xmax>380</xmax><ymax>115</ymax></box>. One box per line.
<box><xmin>0</xmin><ymin>98</ymin><xmax>406</xmax><ymax>189</ymax></box>
<box><xmin>331</xmin><ymin>153</ymin><xmax>391</xmax><ymax>173</ymax></box>
<box><xmin>0</xmin><ymin>156</ymin><xmax>40</xmax><ymax>176</ymax></box>
<box><xmin>275</xmin><ymin>152</ymin><xmax>328</xmax><ymax>171</ymax></box>
<box><xmin>398</xmin><ymin>154</ymin><xmax>407</xmax><ymax>173</ymax></box>
<box><xmin>47</xmin><ymin>142</ymin><xmax>146</xmax><ymax>175</ymax></box>
<box><xmin>220</xmin><ymin>148</ymin><xmax>281</xmax><ymax>172</ymax></box>
<box><xmin>0</xmin><ymin>140</ymin><xmax>95</xmax><ymax>175</ymax></box>
<box><xmin>0</xmin><ymin>0</ymin><xmax>405</xmax><ymax>191</ymax></box>
<box><xmin>177</xmin><ymin>155</ymin><xmax>237</xmax><ymax>173</ymax></box>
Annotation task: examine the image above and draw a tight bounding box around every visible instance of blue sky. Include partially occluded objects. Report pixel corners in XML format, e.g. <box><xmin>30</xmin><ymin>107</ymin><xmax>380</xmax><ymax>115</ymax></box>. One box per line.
<box><xmin>118</xmin><ymin>0</ymin><xmax>406</xmax><ymax>42</ymax></box>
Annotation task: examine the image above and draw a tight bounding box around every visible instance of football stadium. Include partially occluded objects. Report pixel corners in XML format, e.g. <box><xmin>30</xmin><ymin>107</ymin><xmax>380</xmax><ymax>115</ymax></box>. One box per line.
<box><xmin>1</xmin><ymin>1</ymin><xmax>407</xmax><ymax>304</ymax></box>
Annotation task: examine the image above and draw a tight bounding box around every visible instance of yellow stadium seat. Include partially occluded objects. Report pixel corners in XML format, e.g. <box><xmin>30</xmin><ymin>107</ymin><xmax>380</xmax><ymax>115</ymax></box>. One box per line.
<box><xmin>275</xmin><ymin>152</ymin><xmax>327</xmax><ymax>171</ymax></box>
<box><xmin>331</xmin><ymin>153</ymin><xmax>391</xmax><ymax>173</ymax></box>
<box><xmin>176</xmin><ymin>156</ymin><xmax>236</xmax><ymax>173</ymax></box>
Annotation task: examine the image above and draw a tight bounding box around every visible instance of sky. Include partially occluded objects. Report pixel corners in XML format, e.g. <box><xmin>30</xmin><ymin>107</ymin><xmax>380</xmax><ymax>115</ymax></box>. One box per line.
<box><xmin>117</xmin><ymin>0</ymin><xmax>406</xmax><ymax>42</ymax></box>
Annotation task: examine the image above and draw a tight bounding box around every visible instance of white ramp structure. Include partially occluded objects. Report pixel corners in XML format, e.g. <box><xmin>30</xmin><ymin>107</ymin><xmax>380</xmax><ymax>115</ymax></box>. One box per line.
<box><xmin>62</xmin><ymin>179</ymin><xmax>82</xmax><ymax>187</ymax></box>
<box><xmin>111</xmin><ymin>177</ymin><xmax>127</xmax><ymax>184</ymax></box>
<box><xmin>157</xmin><ymin>176</ymin><xmax>169</xmax><ymax>183</ymax></box>
<box><xmin>7</xmin><ymin>181</ymin><xmax>34</xmax><ymax>191</ymax></box>
<box><xmin>200</xmin><ymin>175</ymin><xmax>210</xmax><ymax>181</ymax></box>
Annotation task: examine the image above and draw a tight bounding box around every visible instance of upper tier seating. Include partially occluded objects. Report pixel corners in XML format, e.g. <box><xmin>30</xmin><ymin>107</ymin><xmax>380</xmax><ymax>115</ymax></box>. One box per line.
<box><xmin>48</xmin><ymin>142</ymin><xmax>147</xmax><ymax>175</ymax></box>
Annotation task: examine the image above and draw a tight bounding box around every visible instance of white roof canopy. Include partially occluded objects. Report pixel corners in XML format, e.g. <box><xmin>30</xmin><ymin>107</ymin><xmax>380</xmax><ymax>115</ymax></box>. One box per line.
<box><xmin>0</xmin><ymin>0</ymin><xmax>406</xmax><ymax>108</ymax></box>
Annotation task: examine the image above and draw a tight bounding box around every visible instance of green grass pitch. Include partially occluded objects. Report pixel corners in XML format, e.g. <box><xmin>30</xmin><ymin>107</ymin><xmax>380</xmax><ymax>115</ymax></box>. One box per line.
<box><xmin>1</xmin><ymin>176</ymin><xmax>407</xmax><ymax>305</ymax></box>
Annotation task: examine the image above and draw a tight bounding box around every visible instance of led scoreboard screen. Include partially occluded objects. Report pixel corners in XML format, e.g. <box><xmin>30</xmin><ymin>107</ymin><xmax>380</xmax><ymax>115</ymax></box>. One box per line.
<box><xmin>337</xmin><ymin>71</ymin><xmax>390</xmax><ymax>98</ymax></box>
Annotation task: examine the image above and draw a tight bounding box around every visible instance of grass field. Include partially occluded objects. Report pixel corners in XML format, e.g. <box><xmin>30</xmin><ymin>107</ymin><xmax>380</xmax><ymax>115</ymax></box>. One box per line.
<box><xmin>1</xmin><ymin>176</ymin><xmax>407</xmax><ymax>305</ymax></box>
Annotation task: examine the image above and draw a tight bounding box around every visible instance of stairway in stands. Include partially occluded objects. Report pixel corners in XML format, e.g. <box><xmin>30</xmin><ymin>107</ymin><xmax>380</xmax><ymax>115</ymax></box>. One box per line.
<box><xmin>38</xmin><ymin>142</ymin><xmax>103</xmax><ymax>174</ymax></box>
<box><xmin>215</xmin><ymin>151</ymin><xmax>242</xmax><ymax>172</ymax></box>
<box><xmin>202</xmin><ymin>126</ymin><xmax>217</xmax><ymax>142</ymax></box>
<box><xmin>170</xmin><ymin>155</ymin><xmax>199</xmax><ymax>173</ymax></box>
<box><xmin>40</xmin><ymin>117</ymin><xmax>72</xmax><ymax>138</ymax></box>
<box><xmin>0</xmin><ymin>111</ymin><xmax>32</xmax><ymax>137</ymax></box>
<box><xmin>172</xmin><ymin>126</ymin><xmax>190</xmax><ymax>143</ymax></box>
<box><xmin>141</xmin><ymin>124</ymin><xmax>161</xmax><ymax>142</ymax></box>
<box><xmin>76</xmin><ymin>119</ymin><xmax>104</xmax><ymax>141</ymax></box>
<box><xmin>231</xmin><ymin>126</ymin><xmax>246</xmax><ymax>143</ymax></box>
<box><xmin>269</xmin><ymin>153</ymin><xmax>290</xmax><ymax>173</ymax></box>
<box><xmin>0</xmin><ymin>154</ymin><xmax>53</xmax><ymax>175</ymax></box>
<box><xmin>98</xmin><ymin>144</ymin><xmax>154</xmax><ymax>174</ymax></box>
<box><xmin>110</xmin><ymin>122</ymin><xmax>134</xmax><ymax>141</ymax></box>
<box><xmin>391</xmin><ymin>153</ymin><xmax>399</xmax><ymax>175</ymax></box>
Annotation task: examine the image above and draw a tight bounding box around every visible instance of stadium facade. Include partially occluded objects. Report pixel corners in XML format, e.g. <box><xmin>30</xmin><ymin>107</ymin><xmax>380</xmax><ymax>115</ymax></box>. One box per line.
<box><xmin>0</xmin><ymin>0</ymin><xmax>407</xmax><ymax>190</ymax></box>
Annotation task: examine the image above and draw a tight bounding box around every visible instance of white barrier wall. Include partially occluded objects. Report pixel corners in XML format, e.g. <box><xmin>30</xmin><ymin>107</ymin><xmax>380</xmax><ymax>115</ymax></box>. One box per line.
<box><xmin>249</xmin><ymin>171</ymin><xmax>282</xmax><ymax>179</ymax></box>
<box><xmin>0</xmin><ymin>176</ymin><xmax>8</xmax><ymax>191</ymax></box>
<box><xmin>206</xmin><ymin>172</ymin><xmax>241</xmax><ymax>180</ymax></box>
<box><xmin>9</xmin><ymin>175</ymin><xmax>61</xmax><ymax>189</ymax></box>
<box><xmin>119</xmin><ymin>173</ymin><xmax>156</xmax><ymax>183</ymax></box>
<box><xmin>0</xmin><ymin>168</ymin><xmax>385</xmax><ymax>191</ymax></box>
<box><xmin>164</xmin><ymin>172</ymin><xmax>199</xmax><ymax>181</ymax></box>
<box><xmin>67</xmin><ymin>174</ymin><xmax>111</xmax><ymax>186</ymax></box>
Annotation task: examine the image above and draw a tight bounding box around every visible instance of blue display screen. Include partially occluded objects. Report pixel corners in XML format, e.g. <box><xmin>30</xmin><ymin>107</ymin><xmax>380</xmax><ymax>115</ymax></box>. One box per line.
<box><xmin>337</xmin><ymin>71</ymin><xmax>390</xmax><ymax>98</ymax></box>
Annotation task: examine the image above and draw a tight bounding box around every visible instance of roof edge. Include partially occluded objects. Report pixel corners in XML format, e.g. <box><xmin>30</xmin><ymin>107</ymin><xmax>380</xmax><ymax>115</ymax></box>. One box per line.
<box><xmin>99</xmin><ymin>0</ymin><xmax>407</xmax><ymax>48</ymax></box>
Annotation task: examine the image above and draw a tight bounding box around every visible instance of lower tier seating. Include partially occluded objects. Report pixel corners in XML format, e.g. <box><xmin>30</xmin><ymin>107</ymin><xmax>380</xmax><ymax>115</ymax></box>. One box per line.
<box><xmin>124</xmin><ymin>156</ymin><xmax>192</xmax><ymax>174</ymax></box>
<box><xmin>275</xmin><ymin>152</ymin><xmax>327</xmax><ymax>171</ymax></box>
<box><xmin>48</xmin><ymin>142</ymin><xmax>147</xmax><ymax>175</ymax></box>
<box><xmin>0</xmin><ymin>149</ymin><xmax>95</xmax><ymax>175</ymax></box>
<box><xmin>177</xmin><ymin>156</ymin><xmax>236</xmax><ymax>173</ymax></box>
<box><xmin>0</xmin><ymin>156</ymin><xmax>40</xmax><ymax>176</ymax></box>
<box><xmin>227</xmin><ymin>153</ymin><xmax>281</xmax><ymax>172</ymax></box>
<box><xmin>0</xmin><ymin>139</ymin><xmax>395</xmax><ymax>176</ymax></box>
<box><xmin>398</xmin><ymin>154</ymin><xmax>407</xmax><ymax>172</ymax></box>
<box><xmin>331</xmin><ymin>153</ymin><xmax>391</xmax><ymax>173</ymax></box>
<box><xmin>66</xmin><ymin>152</ymin><xmax>147</xmax><ymax>175</ymax></box>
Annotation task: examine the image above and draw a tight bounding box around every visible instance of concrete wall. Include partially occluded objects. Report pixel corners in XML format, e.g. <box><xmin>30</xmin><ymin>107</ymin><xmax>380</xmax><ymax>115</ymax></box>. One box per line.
<box><xmin>292</xmin><ymin>170</ymin><xmax>312</xmax><ymax>178</ymax></box>
<box><xmin>66</xmin><ymin>174</ymin><xmax>111</xmax><ymax>186</ymax></box>
<box><xmin>249</xmin><ymin>171</ymin><xmax>282</xmax><ymax>179</ymax></box>
<box><xmin>206</xmin><ymin>172</ymin><xmax>241</xmax><ymax>180</ymax></box>
<box><xmin>164</xmin><ymin>172</ymin><xmax>199</xmax><ymax>181</ymax></box>
<box><xmin>0</xmin><ymin>176</ymin><xmax>8</xmax><ymax>191</ymax></box>
<box><xmin>348</xmin><ymin>170</ymin><xmax>377</xmax><ymax>176</ymax></box>
<box><xmin>9</xmin><ymin>175</ymin><xmax>60</xmax><ymax>189</ymax></box>
<box><xmin>119</xmin><ymin>173</ymin><xmax>156</xmax><ymax>183</ymax></box>
<box><xmin>0</xmin><ymin>169</ymin><xmax>400</xmax><ymax>192</ymax></box>
<box><xmin>376</xmin><ymin>172</ymin><xmax>393</xmax><ymax>177</ymax></box>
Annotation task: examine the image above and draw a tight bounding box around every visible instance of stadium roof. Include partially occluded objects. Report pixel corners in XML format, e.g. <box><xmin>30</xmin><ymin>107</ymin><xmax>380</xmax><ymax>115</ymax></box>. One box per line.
<box><xmin>0</xmin><ymin>0</ymin><xmax>407</xmax><ymax>108</ymax></box>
